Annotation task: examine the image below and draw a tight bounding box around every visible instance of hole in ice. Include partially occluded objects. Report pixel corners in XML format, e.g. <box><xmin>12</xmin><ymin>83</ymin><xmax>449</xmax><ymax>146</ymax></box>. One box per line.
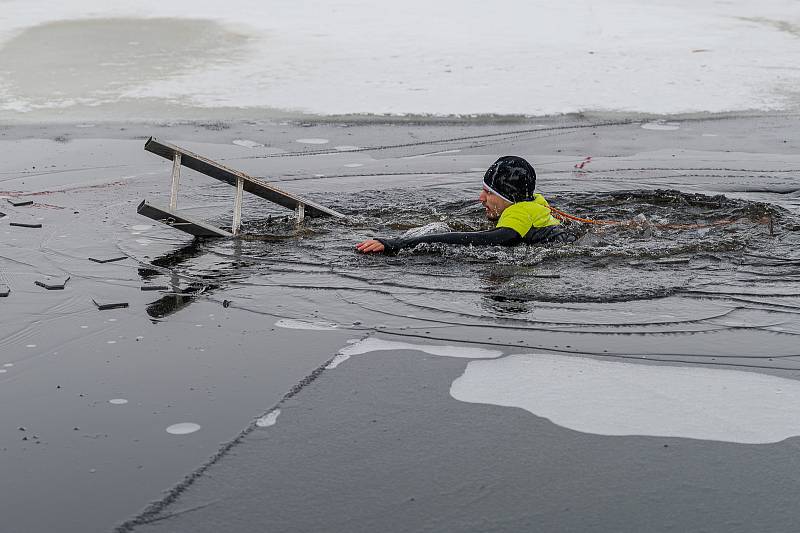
<box><xmin>256</xmin><ymin>409</ymin><xmax>280</xmax><ymax>427</ymax></box>
<box><xmin>295</xmin><ymin>138</ymin><xmax>329</xmax><ymax>144</ymax></box>
<box><xmin>166</xmin><ymin>422</ymin><xmax>201</xmax><ymax>435</ymax></box>
<box><xmin>109</xmin><ymin>398</ymin><xmax>128</xmax><ymax>405</ymax></box>
<box><xmin>450</xmin><ymin>353</ymin><xmax>800</xmax><ymax>444</ymax></box>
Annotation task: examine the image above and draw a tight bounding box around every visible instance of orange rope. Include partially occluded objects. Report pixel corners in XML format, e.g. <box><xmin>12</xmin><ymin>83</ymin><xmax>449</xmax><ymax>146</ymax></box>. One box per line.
<box><xmin>547</xmin><ymin>205</ymin><xmax>621</xmax><ymax>225</ymax></box>
<box><xmin>546</xmin><ymin>205</ymin><xmax>741</xmax><ymax>230</ymax></box>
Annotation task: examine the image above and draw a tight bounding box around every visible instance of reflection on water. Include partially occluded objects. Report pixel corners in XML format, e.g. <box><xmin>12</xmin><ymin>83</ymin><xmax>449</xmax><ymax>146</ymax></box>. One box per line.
<box><xmin>139</xmin><ymin>242</ymin><xmax>219</xmax><ymax>318</ymax></box>
<box><xmin>146</xmin><ymin>283</ymin><xmax>208</xmax><ymax>319</ymax></box>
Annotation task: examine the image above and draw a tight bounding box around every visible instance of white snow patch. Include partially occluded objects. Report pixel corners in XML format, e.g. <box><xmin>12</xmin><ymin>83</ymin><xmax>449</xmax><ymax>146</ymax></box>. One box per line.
<box><xmin>450</xmin><ymin>353</ymin><xmax>800</xmax><ymax>444</ymax></box>
<box><xmin>23</xmin><ymin>2</ymin><xmax>800</xmax><ymax>116</ymax></box>
<box><xmin>232</xmin><ymin>139</ymin><xmax>263</xmax><ymax>148</ymax></box>
<box><xmin>109</xmin><ymin>398</ymin><xmax>128</xmax><ymax>405</ymax></box>
<box><xmin>402</xmin><ymin>149</ymin><xmax>462</xmax><ymax>159</ymax></box>
<box><xmin>2</xmin><ymin>2</ymin><xmax>799</xmax><ymax>117</ymax></box>
<box><xmin>641</xmin><ymin>121</ymin><xmax>681</xmax><ymax>131</ymax></box>
<box><xmin>326</xmin><ymin>336</ymin><xmax>503</xmax><ymax>369</ymax></box>
<box><xmin>275</xmin><ymin>318</ymin><xmax>339</xmax><ymax>331</ymax></box>
<box><xmin>295</xmin><ymin>138</ymin><xmax>329</xmax><ymax>145</ymax></box>
<box><xmin>256</xmin><ymin>409</ymin><xmax>281</xmax><ymax>428</ymax></box>
<box><xmin>166</xmin><ymin>422</ymin><xmax>201</xmax><ymax>435</ymax></box>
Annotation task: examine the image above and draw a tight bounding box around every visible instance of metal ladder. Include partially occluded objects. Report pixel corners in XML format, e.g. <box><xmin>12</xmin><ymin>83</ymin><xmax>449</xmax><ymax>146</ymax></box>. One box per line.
<box><xmin>138</xmin><ymin>137</ymin><xmax>344</xmax><ymax>237</ymax></box>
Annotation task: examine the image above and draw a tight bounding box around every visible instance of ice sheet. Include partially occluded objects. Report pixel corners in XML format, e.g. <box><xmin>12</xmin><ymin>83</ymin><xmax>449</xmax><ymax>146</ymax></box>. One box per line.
<box><xmin>1</xmin><ymin>0</ymin><xmax>799</xmax><ymax>118</ymax></box>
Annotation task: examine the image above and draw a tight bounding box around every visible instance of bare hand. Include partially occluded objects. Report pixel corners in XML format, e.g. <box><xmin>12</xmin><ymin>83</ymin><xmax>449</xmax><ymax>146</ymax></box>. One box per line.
<box><xmin>355</xmin><ymin>239</ymin><xmax>385</xmax><ymax>254</ymax></box>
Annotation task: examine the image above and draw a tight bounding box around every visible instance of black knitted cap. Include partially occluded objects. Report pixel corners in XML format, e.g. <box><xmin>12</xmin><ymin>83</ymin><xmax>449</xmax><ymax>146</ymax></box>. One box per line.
<box><xmin>482</xmin><ymin>156</ymin><xmax>537</xmax><ymax>203</ymax></box>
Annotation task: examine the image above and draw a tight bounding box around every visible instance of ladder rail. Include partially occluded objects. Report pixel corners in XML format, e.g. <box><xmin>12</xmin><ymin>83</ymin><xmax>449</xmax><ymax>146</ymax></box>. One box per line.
<box><xmin>144</xmin><ymin>137</ymin><xmax>344</xmax><ymax>219</ymax></box>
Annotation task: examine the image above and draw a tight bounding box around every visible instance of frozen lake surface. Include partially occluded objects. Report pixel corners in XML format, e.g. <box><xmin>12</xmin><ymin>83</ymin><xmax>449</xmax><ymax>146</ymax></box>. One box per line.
<box><xmin>1</xmin><ymin>0</ymin><xmax>800</xmax><ymax>120</ymax></box>
<box><xmin>0</xmin><ymin>115</ymin><xmax>799</xmax><ymax>532</ymax></box>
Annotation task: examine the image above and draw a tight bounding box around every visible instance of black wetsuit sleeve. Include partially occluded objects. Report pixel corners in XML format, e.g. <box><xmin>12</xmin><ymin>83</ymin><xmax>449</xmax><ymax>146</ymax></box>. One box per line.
<box><xmin>376</xmin><ymin>227</ymin><xmax>521</xmax><ymax>255</ymax></box>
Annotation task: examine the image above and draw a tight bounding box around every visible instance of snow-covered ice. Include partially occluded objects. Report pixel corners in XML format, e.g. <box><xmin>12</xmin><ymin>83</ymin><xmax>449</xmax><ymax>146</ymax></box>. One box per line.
<box><xmin>1</xmin><ymin>0</ymin><xmax>799</xmax><ymax>118</ymax></box>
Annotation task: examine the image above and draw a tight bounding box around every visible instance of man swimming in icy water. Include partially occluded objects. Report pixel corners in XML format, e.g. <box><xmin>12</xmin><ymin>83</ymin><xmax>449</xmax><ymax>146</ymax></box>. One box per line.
<box><xmin>356</xmin><ymin>156</ymin><xmax>570</xmax><ymax>254</ymax></box>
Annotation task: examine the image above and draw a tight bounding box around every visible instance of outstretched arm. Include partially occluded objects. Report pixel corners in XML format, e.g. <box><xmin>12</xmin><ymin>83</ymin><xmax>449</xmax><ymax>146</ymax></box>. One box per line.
<box><xmin>356</xmin><ymin>227</ymin><xmax>521</xmax><ymax>255</ymax></box>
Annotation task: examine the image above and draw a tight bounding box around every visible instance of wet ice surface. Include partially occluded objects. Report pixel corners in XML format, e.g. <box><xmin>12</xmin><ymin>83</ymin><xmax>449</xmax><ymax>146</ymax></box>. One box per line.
<box><xmin>1</xmin><ymin>117</ymin><xmax>799</xmax><ymax>532</ymax></box>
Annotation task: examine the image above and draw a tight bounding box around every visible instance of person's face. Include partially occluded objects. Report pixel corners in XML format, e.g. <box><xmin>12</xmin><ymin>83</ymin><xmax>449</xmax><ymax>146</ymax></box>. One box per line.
<box><xmin>479</xmin><ymin>187</ymin><xmax>511</xmax><ymax>221</ymax></box>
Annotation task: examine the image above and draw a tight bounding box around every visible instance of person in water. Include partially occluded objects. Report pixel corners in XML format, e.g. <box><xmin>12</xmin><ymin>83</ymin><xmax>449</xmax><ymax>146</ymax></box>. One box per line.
<box><xmin>356</xmin><ymin>155</ymin><xmax>569</xmax><ymax>255</ymax></box>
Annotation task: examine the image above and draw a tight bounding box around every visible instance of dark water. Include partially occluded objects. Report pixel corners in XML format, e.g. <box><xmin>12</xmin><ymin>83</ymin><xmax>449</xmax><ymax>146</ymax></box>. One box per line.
<box><xmin>123</xmin><ymin>184</ymin><xmax>800</xmax><ymax>376</ymax></box>
<box><xmin>146</xmin><ymin>187</ymin><xmax>797</xmax><ymax>305</ymax></box>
